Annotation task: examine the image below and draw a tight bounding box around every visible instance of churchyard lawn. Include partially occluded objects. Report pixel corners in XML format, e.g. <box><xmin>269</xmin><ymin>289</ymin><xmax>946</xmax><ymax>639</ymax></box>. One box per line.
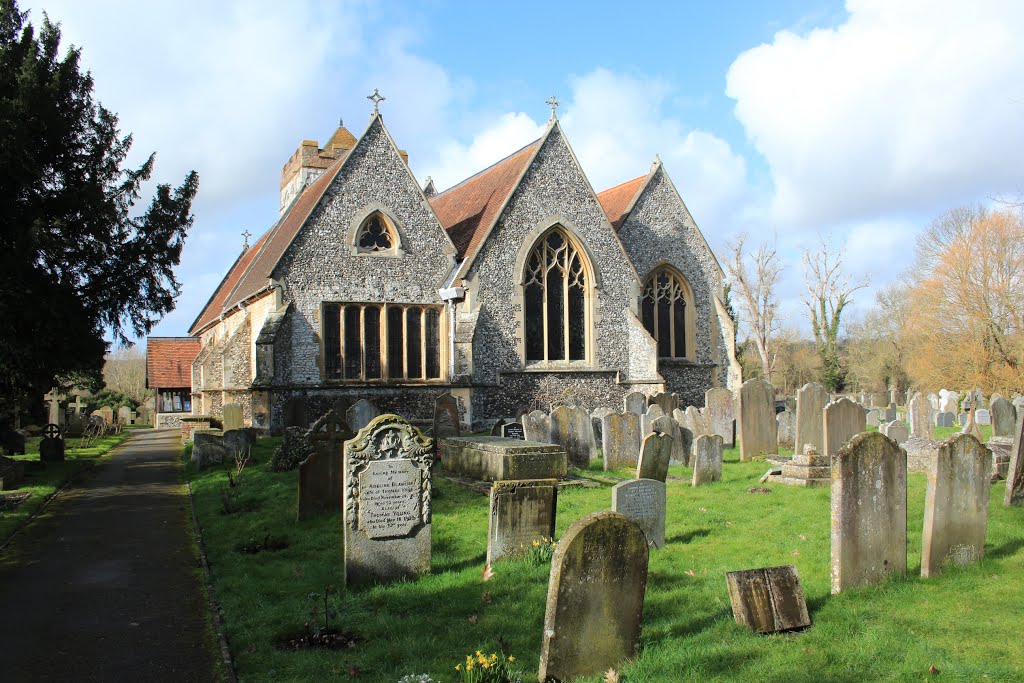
<box><xmin>188</xmin><ymin>430</ymin><xmax>1022</xmax><ymax>681</ymax></box>
<box><xmin>0</xmin><ymin>431</ymin><xmax>132</xmax><ymax>545</ymax></box>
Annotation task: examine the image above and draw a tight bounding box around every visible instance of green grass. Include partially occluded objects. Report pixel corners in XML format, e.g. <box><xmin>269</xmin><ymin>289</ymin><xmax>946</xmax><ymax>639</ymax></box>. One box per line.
<box><xmin>1</xmin><ymin>430</ymin><xmax>132</xmax><ymax>544</ymax></box>
<box><xmin>189</xmin><ymin>430</ymin><xmax>1024</xmax><ymax>682</ymax></box>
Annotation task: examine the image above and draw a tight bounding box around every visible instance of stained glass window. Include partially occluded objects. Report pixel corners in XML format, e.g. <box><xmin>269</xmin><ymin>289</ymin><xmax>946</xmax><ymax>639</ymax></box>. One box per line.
<box><xmin>641</xmin><ymin>268</ymin><xmax>691</xmax><ymax>359</ymax></box>
<box><xmin>523</xmin><ymin>227</ymin><xmax>590</xmax><ymax>363</ymax></box>
<box><xmin>356</xmin><ymin>212</ymin><xmax>395</xmax><ymax>252</ymax></box>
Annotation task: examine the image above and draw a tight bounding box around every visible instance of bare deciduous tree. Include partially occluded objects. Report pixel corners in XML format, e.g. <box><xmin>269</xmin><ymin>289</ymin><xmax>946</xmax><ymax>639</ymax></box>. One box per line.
<box><xmin>102</xmin><ymin>346</ymin><xmax>149</xmax><ymax>405</ymax></box>
<box><xmin>724</xmin><ymin>235</ymin><xmax>781</xmax><ymax>382</ymax></box>
<box><xmin>802</xmin><ymin>236</ymin><xmax>868</xmax><ymax>391</ymax></box>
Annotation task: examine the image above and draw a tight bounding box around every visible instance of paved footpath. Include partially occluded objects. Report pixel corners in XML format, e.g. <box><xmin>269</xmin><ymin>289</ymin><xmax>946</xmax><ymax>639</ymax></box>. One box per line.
<box><xmin>0</xmin><ymin>429</ymin><xmax>219</xmax><ymax>682</ymax></box>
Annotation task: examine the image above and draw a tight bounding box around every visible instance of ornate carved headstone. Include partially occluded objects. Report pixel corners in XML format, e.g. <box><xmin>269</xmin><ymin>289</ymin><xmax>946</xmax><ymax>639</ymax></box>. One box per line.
<box><xmin>921</xmin><ymin>434</ymin><xmax>992</xmax><ymax>578</ymax></box>
<box><xmin>612</xmin><ymin>478</ymin><xmax>666</xmax><ymax>549</ymax></box>
<box><xmin>39</xmin><ymin>424</ymin><xmax>65</xmax><ymax>463</ymax></box>
<box><xmin>623</xmin><ymin>391</ymin><xmax>648</xmax><ymax>416</ymax></box>
<box><xmin>823</xmin><ymin>397</ymin><xmax>866</xmax><ymax>461</ymax></box>
<box><xmin>726</xmin><ymin>565</ymin><xmax>810</xmax><ymax>634</ymax></box>
<box><xmin>297</xmin><ymin>410</ymin><xmax>353</xmax><ymax>521</ymax></box>
<box><xmin>538</xmin><ymin>511</ymin><xmax>649</xmax><ymax>682</ymax></box>
<box><xmin>500</xmin><ymin>422</ymin><xmax>525</xmax><ymax>440</ymax></box>
<box><xmin>636</xmin><ymin>432</ymin><xmax>672</xmax><ymax>483</ymax></box>
<box><xmin>795</xmin><ymin>382</ymin><xmax>829</xmax><ymax>456</ymax></box>
<box><xmin>738</xmin><ymin>378</ymin><xmax>777</xmax><ymax>462</ymax></box>
<box><xmin>549</xmin><ymin>405</ymin><xmax>596</xmax><ymax>469</ymax></box>
<box><xmin>830</xmin><ymin>432</ymin><xmax>907</xmax><ymax>593</ymax></box>
<box><xmin>692</xmin><ymin>434</ymin><xmax>724</xmax><ymax>486</ymax></box>
<box><xmin>432</xmin><ymin>392</ymin><xmax>461</xmax><ymax>443</ymax></box>
<box><xmin>705</xmin><ymin>387</ymin><xmax>735</xmax><ymax>447</ymax></box>
<box><xmin>343</xmin><ymin>415</ymin><xmax>433</xmax><ymax>584</ymax></box>
<box><xmin>602</xmin><ymin>412</ymin><xmax>641</xmax><ymax>470</ymax></box>
<box><xmin>222</xmin><ymin>402</ymin><xmax>244</xmax><ymax>432</ymax></box>
<box><xmin>346</xmin><ymin>399</ymin><xmax>379</xmax><ymax>434</ymax></box>
<box><xmin>487</xmin><ymin>478</ymin><xmax>558</xmax><ymax>564</ymax></box>
<box><xmin>522</xmin><ymin>410</ymin><xmax>551</xmax><ymax>443</ymax></box>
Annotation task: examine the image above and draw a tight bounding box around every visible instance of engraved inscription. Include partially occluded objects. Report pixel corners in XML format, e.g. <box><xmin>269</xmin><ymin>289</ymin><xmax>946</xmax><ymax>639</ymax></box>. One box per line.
<box><xmin>616</xmin><ymin>486</ymin><xmax>656</xmax><ymax>518</ymax></box>
<box><xmin>358</xmin><ymin>459</ymin><xmax>421</xmax><ymax>539</ymax></box>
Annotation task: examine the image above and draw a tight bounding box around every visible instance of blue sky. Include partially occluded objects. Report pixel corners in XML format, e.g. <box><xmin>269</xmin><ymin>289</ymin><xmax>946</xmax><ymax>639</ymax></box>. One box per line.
<box><xmin>25</xmin><ymin>0</ymin><xmax>1024</xmax><ymax>344</ymax></box>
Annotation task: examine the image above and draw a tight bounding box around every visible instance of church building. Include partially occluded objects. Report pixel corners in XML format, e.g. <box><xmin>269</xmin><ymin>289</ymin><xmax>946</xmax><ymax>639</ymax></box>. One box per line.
<box><xmin>156</xmin><ymin>97</ymin><xmax>739</xmax><ymax>431</ymax></box>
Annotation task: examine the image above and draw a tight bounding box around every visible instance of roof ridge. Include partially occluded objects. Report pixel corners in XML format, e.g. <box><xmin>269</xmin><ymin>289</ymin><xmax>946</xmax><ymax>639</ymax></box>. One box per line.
<box><xmin>597</xmin><ymin>173</ymin><xmax>647</xmax><ymax>196</ymax></box>
<box><xmin>431</xmin><ymin>138</ymin><xmax>542</xmax><ymax>198</ymax></box>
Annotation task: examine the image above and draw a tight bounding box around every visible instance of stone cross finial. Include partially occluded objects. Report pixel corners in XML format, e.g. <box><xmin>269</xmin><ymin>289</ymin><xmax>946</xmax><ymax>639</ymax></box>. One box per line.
<box><xmin>546</xmin><ymin>95</ymin><xmax>560</xmax><ymax>120</ymax></box>
<box><xmin>368</xmin><ymin>88</ymin><xmax>386</xmax><ymax>114</ymax></box>
<box><xmin>241</xmin><ymin>229</ymin><xmax>252</xmax><ymax>249</ymax></box>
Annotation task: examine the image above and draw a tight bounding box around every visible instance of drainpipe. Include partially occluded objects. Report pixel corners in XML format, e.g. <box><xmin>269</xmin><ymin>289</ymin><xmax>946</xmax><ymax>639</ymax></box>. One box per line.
<box><xmin>438</xmin><ymin>285</ymin><xmax>466</xmax><ymax>380</ymax></box>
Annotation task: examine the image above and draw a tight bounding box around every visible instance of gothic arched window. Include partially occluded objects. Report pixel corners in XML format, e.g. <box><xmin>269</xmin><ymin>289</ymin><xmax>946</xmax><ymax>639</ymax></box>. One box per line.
<box><xmin>523</xmin><ymin>227</ymin><xmax>590</xmax><ymax>363</ymax></box>
<box><xmin>355</xmin><ymin>211</ymin><xmax>396</xmax><ymax>253</ymax></box>
<box><xmin>641</xmin><ymin>267</ymin><xmax>694</xmax><ymax>359</ymax></box>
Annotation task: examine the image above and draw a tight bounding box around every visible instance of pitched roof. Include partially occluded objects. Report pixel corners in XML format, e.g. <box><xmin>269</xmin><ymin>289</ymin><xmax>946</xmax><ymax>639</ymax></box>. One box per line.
<box><xmin>224</xmin><ymin>151</ymin><xmax>350</xmax><ymax>310</ymax></box>
<box><xmin>188</xmin><ymin>229</ymin><xmax>272</xmax><ymax>335</ymax></box>
<box><xmin>429</xmin><ymin>140</ymin><xmax>540</xmax><ymax>260</ymax></box>
<box><xmin>597</xmin><ymin>175</ymin><xmax>646</xmax><ymax>230</ymax></box>
<box><xmin>146</xmin><ymin>337</ymin><xmax>201</xmax><ymax>388</ymax></box>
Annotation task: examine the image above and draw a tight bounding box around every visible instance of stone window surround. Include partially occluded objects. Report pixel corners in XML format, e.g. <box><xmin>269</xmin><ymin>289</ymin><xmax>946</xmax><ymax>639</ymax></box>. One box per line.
<box><xmin>641</xmin><ymin>263</ymin><xmax>697</xmax><ymax>362</ymax></box>
<box><xmin>318</xmin><ymin>301</ymin><xmax>448</xmax><ymax>384</ymax></box>
<box><xmin>512</xmin><ymin>217</ymin><xmax>604</xmax><ymax>371</ymax></box>
<box><xmin>346</xmin><ymin>202</ymin><xmax>406</xmax><ymax>258</ymax></box>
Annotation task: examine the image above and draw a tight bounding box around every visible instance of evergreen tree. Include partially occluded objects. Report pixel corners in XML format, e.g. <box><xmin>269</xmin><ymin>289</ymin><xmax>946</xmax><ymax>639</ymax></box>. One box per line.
<box><xmin>0</xmin><ymin>0</ymin><xmax>198</xmax><ymax>410</ymax></box>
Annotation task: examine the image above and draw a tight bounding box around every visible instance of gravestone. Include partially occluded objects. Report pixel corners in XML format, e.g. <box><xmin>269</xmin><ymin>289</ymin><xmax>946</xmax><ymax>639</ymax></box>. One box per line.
<box><xmin>975</xmin><ymin>409</ymin><xmax>991</xmax><ymax>426</ymax></box>
<box><xmin>591</xmin><ymin>407</ymin><xmax>614</xmax><ymax>443</ymax></box>
<box><xmin>795</xmin><ymin>382</ymin><xmax>828</xmax><ymax>457</ymax></box>
<box><xmin>522</xmin><ymin>410</ymin><xmax>551</xmax><ymax>443</ymax></box>
<box><xmin>297</xmin><ymin>410</ymin><xmax>352</xmax><ymax>521</ymax></box>
<box><xmin>921</xmin><ymin>434</ymin><xmax>992</xmax><ymax>578</ymax></box>
<box><xmin>881</xmin><ymin>420</ymin><xmax>909</xmax><ymax>445</ymax></box>
<box><xmin>830</xmin><ymin>432</ymin><xmax>907</xmax><ymax>593</ymax></box>
<box><xmin>650</xmin><ymin>415</ymin><xmax>687</xmax><ymax>466</ymax></box>
<box><xmin>684</xmin><ymin>405</ymin><xmax>709</xmax><ymax>439</ymax></box>
<box><xmin>939</xmin><ymin>391</ymin><xmax>959</xmax><ymax>416</ymax></box>
<box><xmin>612</xmin><ymin>478</ymin><xmax>666</xmax><ymax>549</ymax></box>
<box><xmin>487</xmin><ymin>478</ymin><xmax>558</xmax><ymax>564</ymax></box>
<box><xmin>489</xmin><ymin>418</ymin><xmax>508</xmax><ymax>436</ymax></box>
<box><xmin>343</xmin><ymin>414</ymin><xmax>434</xmax><ymax>584</ymax></box>
<box><xmin>936</xmin><ymin>412</ymin><xmax>954</xmax><ymax>428</ymax></box>
<box><xmin>1005</xmin><ymin>413</ymin><xmax>1024</xmax><ymax>507</ymax></box>
<box><xmin>623</xmin><ymin>391</ymin><xmax>648</xmax><ymax>416</ymax></box>
<box><xmin>1</xmin><ymin>429</ymin><xmax>26</xmax><ymax>456</ymax></box>
<box><xmin>636</xmin><ymin>432</ymin><xmax>672</xmax><ymax>482</ymax></box>
<box><xmin>908</xmin><ymin>392</ymin><xmax>934</xmax><ymax>439</ymax></box>
<box><xmin>1013</xmin><ymin>396</ymin><xmax>1024</xmax><ymax>416</ymax></box>
<box><xmin>500</xmin><ymin>422</ymin><xmax>525</xmax><ymax>440</ymax></box>
<box><xmin>549</xmin><ymin>406</ymin><xmax>597</xmax><ymax>469</ymax></box>
<box><xmin>283</xmin><ymin>396</ymin><xmax>309</xmax><ymax>429</ymax></box>
<box><xmin>990</xmin><ymin>396</ymin><xmax>1016</xmax><ymax>441</ymax></box>
<box><xmin>537</xmin><ymin>511</ymin><xmax>649</xmax><ymax>682</ymax></box>
<box><xmin>439</xmin><ymin>437</ymin><xmax>567</xmax><ymax>481</ymax></box>
<box><xmin>39</xmin><ymin>424</ymin><xmax>65</xmax><ymax>463</ymax></box>
<box><xmin>432</xmin><ymin>393</ymin><xmax>461</xmax><ymax>442</ymax></box>
<box><xmin>865</xmin><ymin>409</ymin><xmax>879</xmax><ymax>427</ymax></box>
<box><xmin>222</xmin><ymin>402</ymin><xmax>243</xmax><ymax>432</ymax></box>
<box><xmin>99</xmin><ymin>406</ymin><xmax>114</xmax><ymax>425</ymax></box>
<box><xmin>602</xmin><ymin>412</ymin><xmax>641</xmax><ymax>470</ymax></box>
<box><xmin>737</xmin><ymin>377</ymin><xmax>777</xmax><ymax>462</ymax></box>
<box><xmin>346</xmin><ymin>399</ymin><xmax>379</xmax><ymax>433</ymax></box>
<box><xmin>117</xmin><ymin>406</ymin><xmax>131</xmax><ymax>425</ymax></box>
<box><xmin>649</xmin><ymin>391</ymin><xmax>679</xmax><ymax>415</ymax></box>
<box><xmin>191</xmin><ymin>431</ymin><xmax>227</xmax><ymax>469</ymax></box>
<box><xmin>883</xmin><ymin>403</ymin><xmax>897</xmax><ymax>423</ymax></box>
<box><xmin>0</xmin><ymin>455</ymin><xmax>25</xmax><ymax>490</ymax></box>
<box><xmin>773</xmin><ymin>444</ymin><xmax>830</xmax><ymax>487</ymax></box>
<box><xmin>726</xmin><ymin>566</ymin><xmax>810</xmax><ymax>634</ymax></box>
<box><xmin>823</xmin><ymin>397</ymin><xmax>866</xmax><ymax>461</ymax></box>
<box><xmin>692</xmin><ymin>434</ymin><xmax>724</xmax><ymax>486</ymax></box>
<box><xmin>776</xmin><ymin>409</ymin><xmax>795</xmax><ymax>450</ymax></box>
<box><xmin>705</xmin><ymin>387</ymin><xmax>735</xmax><ymax>447</ymax></box>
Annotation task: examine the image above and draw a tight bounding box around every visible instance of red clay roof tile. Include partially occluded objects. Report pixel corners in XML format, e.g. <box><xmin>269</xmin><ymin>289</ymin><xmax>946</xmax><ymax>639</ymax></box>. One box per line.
<box><xmin>146</xmin><ymin>337</ymin><xmax>201</xmax><ymax>388</ymax></box>
<box><xmin>597</xmin><ymin>175</ymin><xmax>646</xmax><ymax>231</ymax></box>
<box><xmin>188</xmin><ymin>229</ymin><xmax>272</xmax><ymax>335</ymax></box>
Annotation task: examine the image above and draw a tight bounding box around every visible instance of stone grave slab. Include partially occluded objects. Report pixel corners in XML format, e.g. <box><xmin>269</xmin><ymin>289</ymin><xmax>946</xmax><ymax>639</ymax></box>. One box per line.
<box><xmin>602</xmin><ymin>412</ymin><xmax>641</xmax><ymax>470</ymax></box>
<box><xmin>344</xmin><ymin>415</ymin><xmax>433</xmax><ymax>584</ymax></box>
<box><xmin>612</xmin><ymin>478</ymin><xmax>666</xmax><ymax>549</ymax></box>
<box><xmin>1005</xmin><ymin>413</ymin><xmax>1024</xmax><ymax>507</ymax></box>
<box><xmin>649</xmin><ymin>391</ymin><xmax>679</xmax><ymax>415</ymax></box>
<box><xmin>636</xmin><ymin>432</ymin><xmax>672</xmax><ymax>482</ymax></box>
<box><xmin>705</xmin><ymin>387</ymin><xmax>735</xmax><ymax>447</ymax></box>
<box><xmin>831</xmin><ymin>432</ymin><xmax>907</xmax><ymax>593</ymax></box>
<box><xmin>935</xmin><ymin>412</ymin><xmax>954</xmax><ymax>428</ymax></box>
<box><xmin>772</xmin><ymin>445</ymin><xmax>831</xmax><ymax>487</ymax></box>
<box><xmin>222</xmin><ymin>402</ymin><xmax>243</xmax><ymax>432</ymax></box>
<box><xmin>489</xmin><ymin>418</ymin><xmax>508</xmax><ymax>436</ymax></box>
<box><xmin>908</xmin><ymin>392</ymin><xmax>933</xmax><ymax>439</ymax></box>
<box><xmin>650</xmin><ymin>415</ymin><xmax>687</xmax><ymax>466</ymax></box>
<box><xmin>523</xmin><ymin>409</ymin><xmax>551</xmax><ymax>443</ymax></box>
<box><xmin>297</xmin><ymin>410</ymin><xmax>351</xmax><ymax>521</ymax></box>
<box><xmin>795</xmin><ymin>382</ymin><xmax>828</xmax><ymax>456</ymax></box>
<box><xmin>777</xmin><ymin>409</ymin><xmax>795</xmax><ymax>450</ymax></box>
<box><xmin>726</xmin><ymin>565</ymin><xmax>810</xmax><ymax>634</ymax></box>
<box><xmin>881</xmin><ymin>420</ymin><xmax>909</xmax><ymax>445</ymax></box>
<box><xmin>39</xmin><ymin>424</ymin><xmax>65</xmax><ymax>463</ymax></box>
<box><xmin>921</xmin><ymin>434</ymin><xmax>992</xmax><ymax>578</ymax></box>
<box><xmin>975</xmin><ymin>409</ymin><xmax>991</xmax><ymax>425</ymax></box>
<box><xmin>433</xmin><ymin>392</ymin><xmax>461</xmax><ymax>441</ymax></box>
<box><xmin>738</xmin><ymin>378</ymin><xmax>777</xmax><ymax>461</ymax></box>
<box><xmin>823</xmin><ymin>397</ymin><xmax>866</xmax><ymax>462</ymax></box>
<box><xmin>346</xmin><ymin>399</ymin><xmax>379</xmax><ymax>433</ymax></box>
<box><xmin>990</xmin><ymin>396</ymin><xmax>1016</xmax><ymax>441</ymax></box>
<box><xmin>439</xmin><ymin>437</ymin><xmax>567</xmax><ymax>481</ymax></box>
<box><xmin>538</xmin><ymin>511</ymin><xmax>649</xmax><ymax>682</ymax></box>
<box><xmin>487</xmin><ymin>478</ymin><xmax>558</xmax><ymax>564</ymax></box>
<box><xmin>550</xmin><ymin>406</ymin><xmax>596</xmax><ymax>469</ymax></box>
<box><xmin>0</xmin><ymin>455</ymin><xmax>26</xmax><ymax>490</ymax></box>
<box><xmin>692</xmin><ymin>434</ymin><xmax>723</xmax><ymax>486</ymax></box>
<box><xmin>623</xmin><ymin>391</ymin><xmax>648</xmax><ymax>416</ymax></box>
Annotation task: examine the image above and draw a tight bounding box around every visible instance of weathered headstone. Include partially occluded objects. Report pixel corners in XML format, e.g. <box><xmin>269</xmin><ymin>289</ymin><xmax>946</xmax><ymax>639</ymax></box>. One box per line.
<box><xmin>439</xmin><ymin>437</ymin><xmax>566</xmax><ymax>481</ymax></box>
<box><xmin>823</xmin><ymin>397</ymin><xmax>866</xmax><ymax>461</ymax></box>
<box><xmin>283</xmin><ymin>396</ymin><xmax>309</xmax><ymax>429</ymax></box>
<box><xmin>549</xmin><ymin>405</ymin><xmax>596</xmax><ymax>469</ymax></box>
<box><xmin>649</xmin><ymin>391</ymin><xmax>679</xmax><ymax>415</ymax></box>
<box><xmin>975</xmin><ymin>408</ymin><xmax>991</xmax><ymax>426</ymax></box>
<box><xmin>591</xmin><ymin>407</ymin><xmax>614</xmax><ymax>443</ymax></box>
<box><xmin>191</xmin><ymin>431</ymin><xmax>226</xmax><ymax>469</ymax></box>
<box><xmin>830</xmin><ymin>432</ymin><xmax>907</xmax><ymax>593</ymax></box>
<box><xmin>39</xmin><ymin>424</ymin><xmax>65</xmax><ymax>463</ymax></box>
<box><xmin>794</xmin><ymin>382</ymin><xmax>828</xmax><ymax>457</ymax></box>
<box><xmin>921</xmin><ymin>434</ymin><xmax>992</xmax><ymax>578</ymax></box>
<box><xmin>623</xmin><ymin>391</ymin><xmax>648</xmax><ymax>416</ymax></box>
<box><xmin>936</xmin><ymin>412</ymin><xmax>954</xmax><ymax>428</ymax></box>
<box><xmin>489</xmin><ymin>418</ymin><xmax>508</xmax><ymax>436</ymax></box>
<box><xmin>222</xmin><ymin>428</ymin><xmax>256</xmax><ymax>457</ymax></box>
<box><xmin>116</xmin><ymin>405</ymin><xmax>131</xmax><ymax>425</ymax></box>
<box><xmin>777</xmin><ymin>408</ymin><xmax>795</xmax><ymax>450</ymax></box>
<box><xmin>99</xmin><ymin>406</ymin><xmax>114</xmax><ymax>425</ymax></box>
<box><xmin>537</xmin><ymin>511</ymin><xmax>649</xmax><ymax>682</ymax></box>
<box><xmin>432</xmin><ymin>392</ymin><xmax>461</xmax><ymax>441</ymax></box>
<box><xmin>883</xmin><ymin>403</ymin><xmax>898</xmax><ymax>423</ymax></box>
<box><xmin>908</xmin><ymin>392</ymin><xmax>934</xmax><ymax>439</ymax></box>
<box><xmin>487</xmin><ymin>478</ymin><xmax>558</xmax><ymax>564</ymax></box>
<box><xmin>692</xmin><ymin>434</ymin><xmax>724</xmax><ymax>486</ymax></box>
<box><xmin>737</xmin><ymin>377</ymin><xmax>777</xmax><ymax>462</ymax></box>
<box><xmin>0</xmin><ymin>455</ymin><xmax>26</xmax><ymax>490</ymax></box>
<box><xmin>705</xmin><ymin>387</ymin><xmax>735</xmax><ymax>447</ymax></box>
<box><xmin>1</xmin><ymin>429</ymin><xmax>26</xmax><ymax>456</ymax></box>
<box><xmin>990</xmin><ymin>396</ymin><xmax>1016</xmax><ymax>441</ymax></box>
<box><xmin>522</xmin><ymin>410</ymin><xmax>551</xmax><ymax>443</ymax></box>
<box><xmin>865</xmin><ymin>409</ymin><xmax>879</xmax><ymax>427</ymax></box>
<box><xmin>636</xmin><ymin>432</ymin><xmax>672</xmax><ymax>483</ymax></box>
<box><xmin>500</xmin><ymin>422</ymin><xmax>525</xmax><ymax>440</ymax></box>
<box><xmin>939</xmin><ymin>391</ymin><xmax>959</xmax><ymax>416</ymax></box>
<box><xmin>343</xmin><ymin>414</ymin><xmax>433</xmax><ymax>584</ymax></box>
<box><xmin>726</xmin><ymin>565</ymin><xmax>810</xmax><ymax>634</ymax></box>
<box><xmin>651</xmin><ymin>415</ymin><xmax>687</xmax><ymax>466</ymax></box>
<box><xmin>1005</xmin><ymin>413</ymin><xmax>1024</xmax><ymax>507</ymax></box>
<box><xmin>346</xmin><ymin>399</ymin><xmax>379</xmax><ymax>433</ymax></box>
<box><xmin>602</xmin><ymin>412</ymin><xmax>641</xmax><ymax>470</ymax></box>
<box><xmin>222</xmin><ymin>402</ymin><xmax>243</xmax><ymax>432</ymax></box>
<box><xmin>612</xmin><ymin>478</ymin><xmax>666</xmax><ymax>549</ymax></box>
<box><xmin>881</xmin><ymin>420</ymin><xmax>909</xmax><ymax>445</ymax></box>
<box><xmin>773</xmin><ymin>444</ymin><xmax>830</xmax><ymax>487</ymax></box>
<box><xmin>297</xmin><ymin>410</ymin><xmax>352</xmax><ymax>521</ymax></box>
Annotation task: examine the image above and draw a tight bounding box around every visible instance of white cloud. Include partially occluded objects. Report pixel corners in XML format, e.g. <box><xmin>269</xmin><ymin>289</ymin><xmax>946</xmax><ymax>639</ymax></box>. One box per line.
<box><xmin>426</xmin><ymin>112</ymin><xmax>547</xmax><ymax>191</ymax></box>
<box><xmin>726</xmin><ymin>0</ymin><xmax>1024</xmax><ymax>227</ymax></box>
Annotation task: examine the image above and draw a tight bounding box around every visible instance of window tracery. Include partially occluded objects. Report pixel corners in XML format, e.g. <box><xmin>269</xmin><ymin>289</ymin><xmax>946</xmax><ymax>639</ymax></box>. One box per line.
<box><xmin>523</xmin><ymin>227</ymin><xmax>589</xmax><ymax>363</ymax></box>
<box><xmin>641</xmin><ymin>268</ymin><xmax>693</xmax><ymax>359</ymax></box>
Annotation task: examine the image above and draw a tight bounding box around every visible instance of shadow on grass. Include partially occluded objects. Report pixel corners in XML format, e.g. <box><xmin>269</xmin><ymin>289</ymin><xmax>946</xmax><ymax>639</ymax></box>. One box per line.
<box><xmin>666</xmin><ymin>528</ymin><xmax>712</xmax><ymax>545</ymax></box>
<box><xmin>665</xmin><ymin>606</ymin><xmax>735</xmax><ymax>638</ymax></box>
<box><xmin>988</xmin><ymin>537</ymin><xmax>1024</xmax><ymax>559</ymax></box>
